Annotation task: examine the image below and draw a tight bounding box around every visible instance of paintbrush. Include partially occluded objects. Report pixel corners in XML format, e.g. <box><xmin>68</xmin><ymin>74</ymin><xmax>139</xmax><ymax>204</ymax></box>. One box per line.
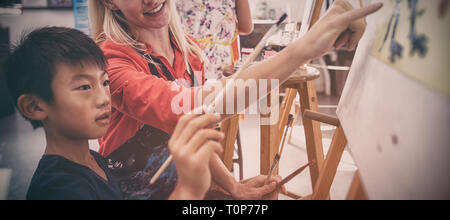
<box><xmin>205</xmin><ymin>13</ymin><xmax>288</xmax><ymax>115</ymax></box>
<box><xmin>264</xmin><ymin>114</ymin><xmax>295</xmax><ymax>185</ymax></box>
<box><xmin>274</xmin><ymin>160</ymin><xmax>315</xmax><ymax>191</ymax></box>
<box><xmin>150</xmin><ymin>14</ymin><xmax>288</xmax><ymax>185</ymax></box>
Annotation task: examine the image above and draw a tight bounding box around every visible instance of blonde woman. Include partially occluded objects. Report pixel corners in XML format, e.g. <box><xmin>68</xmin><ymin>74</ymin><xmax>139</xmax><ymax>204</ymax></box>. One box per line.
<box><xmin>89</xmin><ymin>0</ymin><xmax>382</xmax><ymax>200</ymax></box>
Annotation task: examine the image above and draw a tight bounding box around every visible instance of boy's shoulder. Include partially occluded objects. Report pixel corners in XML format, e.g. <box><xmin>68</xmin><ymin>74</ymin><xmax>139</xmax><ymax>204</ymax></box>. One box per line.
<box><xmin>26</xmin><ymin>154</ymin><xmax>98</xmax><ymax>200</ymax></box>
<box><xmin>90</xmin><ymin>150</ymin><xmax>107</xmax><ymax>164</ymax></box>
<box><xmin>26</xmin><ymin>151</ymin><xmax>123</xmax><ymax>200</ymax></box>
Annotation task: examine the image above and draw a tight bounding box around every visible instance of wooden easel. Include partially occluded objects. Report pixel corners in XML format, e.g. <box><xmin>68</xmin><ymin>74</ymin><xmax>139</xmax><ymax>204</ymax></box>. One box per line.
<box><xmin>220</xmin><ymin>115</ymin><xmax>240</xmax><ymax>172</ymax></box>
<box><xmin>262</xmin><ymin>0</ymin><xmax>368</xmax><ymax>200</ymax></box>
<box><xmin>221</xmin><ymin>0</ymin><xmax>368</xmax><ymax>200</ymax></box>
<box><xmin>259</xmin><ymin>0</ymin><xmax>328</xmax><ymax>199</ymax></box>
<box><xmin>300</xmin><ymin>110</ymin><xmax>367</xmax><ymax>200</ymax></box>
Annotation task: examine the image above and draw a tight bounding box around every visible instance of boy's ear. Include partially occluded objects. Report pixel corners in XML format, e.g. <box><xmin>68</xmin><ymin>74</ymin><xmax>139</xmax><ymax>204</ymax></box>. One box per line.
<box><xmin>17</xmin><ymin>94</ymin><xmax>48</xmax><ymax>122</ymax></box>
<box><xmin>100</xmin><ymin>0</ymin><xmax>120</xmax><ymax>11</ymax></box>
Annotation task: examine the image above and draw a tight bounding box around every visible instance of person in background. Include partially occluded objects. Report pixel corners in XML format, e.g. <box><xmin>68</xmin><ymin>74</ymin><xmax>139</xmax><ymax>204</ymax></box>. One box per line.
<box><xmin>176</xmin><ymin>0</ymin><xmax>253</xmax><ymax>84</ymax></box>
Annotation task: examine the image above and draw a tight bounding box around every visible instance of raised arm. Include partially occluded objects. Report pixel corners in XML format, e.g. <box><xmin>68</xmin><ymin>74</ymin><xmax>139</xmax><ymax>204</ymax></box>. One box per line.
<box><xmin>236</xmin><ymin>0</ymin><xmax>253</xmax><ymax>35</ymax></box>
<box><xmin>103</xmin><ymin>1</ymin><xmax>382</xmax><ymax>134</ymax></box>
<box><xmin>201</xmin><ymin>0</ymin><xmax>383</xmax><ymax>120</ymax></box>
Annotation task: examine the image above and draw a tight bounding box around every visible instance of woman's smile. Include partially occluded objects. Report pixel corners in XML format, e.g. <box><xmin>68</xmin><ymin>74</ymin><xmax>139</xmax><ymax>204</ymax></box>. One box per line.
<box><xmin>143</xmin><ymin>1</ymin><xmax>166</xmax><ymax>17</ymax></box>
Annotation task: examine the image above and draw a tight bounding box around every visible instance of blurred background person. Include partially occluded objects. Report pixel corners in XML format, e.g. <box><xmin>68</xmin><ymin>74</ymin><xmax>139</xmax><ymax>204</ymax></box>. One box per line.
<box><xmin>176</xmin><ymin>0</ymin><xmax>253</xmax><ymax>84</ymax></box>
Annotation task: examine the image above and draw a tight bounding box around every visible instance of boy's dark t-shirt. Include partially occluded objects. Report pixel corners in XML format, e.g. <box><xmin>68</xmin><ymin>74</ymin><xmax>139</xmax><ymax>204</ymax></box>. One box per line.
<box><xmin>27</xmin><ymin>150</ymin><xmax>123</xmax><ymax>200</ymax></box>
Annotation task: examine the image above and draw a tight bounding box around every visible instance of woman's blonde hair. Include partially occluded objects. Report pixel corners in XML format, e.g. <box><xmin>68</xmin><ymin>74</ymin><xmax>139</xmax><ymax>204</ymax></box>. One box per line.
<box><xmin>88</xmin><ymin>0</ymin><xmax>203</xmax><ymax>73</ymax></box>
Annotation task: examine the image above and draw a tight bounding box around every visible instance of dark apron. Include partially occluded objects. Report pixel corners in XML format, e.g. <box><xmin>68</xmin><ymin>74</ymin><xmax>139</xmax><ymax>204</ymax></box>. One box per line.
<box><xmin>106</xmin><ymin>51</ymin><xmax>197</xmax><ymax>200</ymax></box>
<box><xmin>106</xmin><ymin>49</ymin><xmax>232</xmax><ymax>200</ymax></box>
<box><xmin>107</xmin><ymin>125</ymin><xmax>176</xmax><ymax>200</ymax></box>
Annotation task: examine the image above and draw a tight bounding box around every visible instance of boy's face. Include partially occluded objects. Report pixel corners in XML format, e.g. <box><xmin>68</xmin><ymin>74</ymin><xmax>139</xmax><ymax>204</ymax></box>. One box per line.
<box><xmin>44</xmin><ymin>63</ymin><xmax>111</xmax><ymax>140</ymax></box>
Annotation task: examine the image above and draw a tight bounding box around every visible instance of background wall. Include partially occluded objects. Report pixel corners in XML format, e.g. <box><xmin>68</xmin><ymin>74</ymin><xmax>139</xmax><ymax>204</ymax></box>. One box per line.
<box><xmin>249</xmin><ymin>0</ymin><xmax>306</xmax><ymax>22</ymax></box>
<box><xmin>0</xmin><ymin>9</ymin><xmax>74</xmax><ymax>44</ymax></box>
<box><xmin>0</xmin><ymin>8</ymin><xmax>77</xmax><ymax>200</ymax></box>
<box><xmin>249</xmin><ymin>0</ymin><xmax>363</xmax><ymax>22</ymax></box>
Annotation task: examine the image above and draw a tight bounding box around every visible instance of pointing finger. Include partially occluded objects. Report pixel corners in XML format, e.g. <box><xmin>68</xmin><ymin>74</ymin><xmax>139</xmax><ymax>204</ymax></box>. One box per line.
<box><xmin>342</xmin><ymin>2</ymin><xmax>383</xmax><ymax>23</ymax></box>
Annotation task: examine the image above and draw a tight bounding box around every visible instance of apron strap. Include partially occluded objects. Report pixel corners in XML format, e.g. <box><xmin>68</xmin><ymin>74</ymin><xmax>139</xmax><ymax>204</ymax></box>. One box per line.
<box><xmin>141</xmin><ymin>52</ymin><xmax>198</xmax><ymax>87</ymax></box>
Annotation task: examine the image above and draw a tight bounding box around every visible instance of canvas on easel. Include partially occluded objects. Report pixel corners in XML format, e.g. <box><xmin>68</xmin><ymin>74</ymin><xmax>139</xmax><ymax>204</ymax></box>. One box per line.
<box><xmin>337</xmin><ymin>0</ymin><xmax>450</xmax><ymax>199</ymax></box>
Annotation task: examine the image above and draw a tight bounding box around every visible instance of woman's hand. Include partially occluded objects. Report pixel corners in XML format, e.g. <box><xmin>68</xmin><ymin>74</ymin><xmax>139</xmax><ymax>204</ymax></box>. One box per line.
<box><xmin>298</xmin><ymin>0</ymin><xmax>383</xmax><ymax>60</ymax></box>
<box><xmin>168</xmin><ymin>113</ymin><xmax>224</xmax><ymax>200</ymax></box>
<box><xmin>230</xmin><ymin>175</ymin><xmax>287</xmax><ymax>200</ymax></box>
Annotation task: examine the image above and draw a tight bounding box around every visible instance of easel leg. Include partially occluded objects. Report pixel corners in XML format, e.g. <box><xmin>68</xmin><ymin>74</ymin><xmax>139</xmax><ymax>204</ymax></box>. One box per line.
<box><xmin>269</xmin><ymin>87</ymin><xmax>297</xmax><ymax>176</ymax></box>
<box><xmin>260</xmin><ymin>93</ymin><xmax>280</xmax><ymax>175</ymax></box>
<box><xmin>346</xmin><ymin>171</ymin><xmax>368</xmax><ymax>200</ymax></box>
<box><xmin>312</xmin><ymin>126</ymin><xmax>347</xmax><ymax>200</ymax></box>
<box><xmin>220</xmin><ymin>115</ymin><xmax>240</xmax><ymax>171</ymax></box>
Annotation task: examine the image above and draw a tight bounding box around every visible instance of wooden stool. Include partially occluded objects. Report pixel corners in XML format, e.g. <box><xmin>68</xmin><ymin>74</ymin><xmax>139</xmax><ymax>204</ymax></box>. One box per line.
<box><xmin>282</xmin><ymin>66</ymin><xmax>321</xmax><ymax>88</ymax></box>
<box><xmin>260</xmin><ymin>66</ymin><xmax>327</xmax><ymax>199</ymax></box>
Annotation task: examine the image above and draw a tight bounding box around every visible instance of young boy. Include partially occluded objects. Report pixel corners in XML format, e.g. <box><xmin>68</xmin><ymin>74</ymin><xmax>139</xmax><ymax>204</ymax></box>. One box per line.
<box><xmin>3</xmin><ymin>27</ymin><xmax>223</xmax><ymax>200</ymax></box>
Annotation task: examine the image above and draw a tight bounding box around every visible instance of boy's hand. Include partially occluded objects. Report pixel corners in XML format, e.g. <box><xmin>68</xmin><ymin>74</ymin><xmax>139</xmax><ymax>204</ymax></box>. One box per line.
<box><xmin>168</xmin><ymin>113</ymin><xmax>224</xmax><ymax>200</ymax></box>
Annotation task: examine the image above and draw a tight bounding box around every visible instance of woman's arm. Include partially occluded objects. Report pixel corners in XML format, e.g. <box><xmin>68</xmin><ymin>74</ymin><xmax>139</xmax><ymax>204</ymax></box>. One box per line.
<box><xmin>202</xmin><ymin>0</ymin><xmax>383</xmax><ymax>120</ymax></box>
<box><xmin>104</xmin><ymin>1</ymin><xmax>381</xmax><ymax>133</ymax></box>
<box><xmin>200</xmin><ymin>1</ymin><xmax>383</xmax><ymax>199</ymax></box>
<box><xmin>236</xmin><ymin>0</ymin><xmax>253</xmax><ymax>35</ymax></box>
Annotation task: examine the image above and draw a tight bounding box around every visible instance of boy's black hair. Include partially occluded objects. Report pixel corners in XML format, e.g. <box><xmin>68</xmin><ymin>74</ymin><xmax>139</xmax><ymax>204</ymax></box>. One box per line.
<box><xmin>3</xmin><ymin>26</ymin><xmax>107</xmax><ymax>128</ymax></box>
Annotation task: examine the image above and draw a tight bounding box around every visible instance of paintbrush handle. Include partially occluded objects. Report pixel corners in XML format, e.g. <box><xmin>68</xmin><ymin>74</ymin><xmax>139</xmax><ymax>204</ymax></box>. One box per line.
<box><xmin>264</xmin><ymin>114</ymin><xmax>295</xmax><ymax>185</ymax></box>
<box><xmin>207</xmin><ymin>27</ymin><xmax>274</xmax><ymax>114</ymax></box>
<box><xmin>150</xmin><ymin>155</ymin><xmax>173</xmax><ymax>185</ymax></box>
<box><xmin>278</xmin><ymin>114</ymin><xmax>294</xmax><ymax>157</ymax></box>
<box><xmin>275</xmin><ymin>161</ymin><xmax>314</xmax><ymax>190</ymax></box>
<box><xmin>208</xmin><ymin>14</ymin><xmax>287</xmax><ymax>114</ymax></box>
<box><xmin>264</xmin><ymin>154</ymin><xmax>281</xmax><ymax>185</ymax></box>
